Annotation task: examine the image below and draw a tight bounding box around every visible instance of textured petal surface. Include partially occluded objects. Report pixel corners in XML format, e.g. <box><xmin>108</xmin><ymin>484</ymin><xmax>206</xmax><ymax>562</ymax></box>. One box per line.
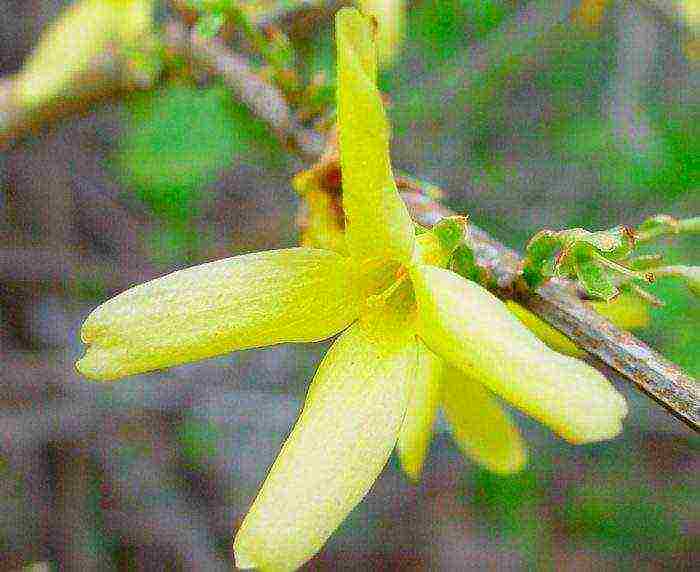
<box><xmin>233</xmin><ymin>315</ymin><xmax>417</xmax><ymax>572</ymax></box>
<box><xmin>441</xmin><ymin>365</ymin><xmax>527</xmax><ymax>474</ymax></box>
<box><xmin>505</xmin><ymin>300</ymin><xmax>584</xmax><ymax>357</ymax></box>
<box><xmin>396</xmin><ymin>343</ymin><xmax>441</xmax><ymax>481</ymax></box>
<box><xmin>336</xmin><ymin>8</ymin><xmax>415</xmax><ymax>264</ymax></box>
<box><xmin>78</xmin><ymin>248</ymin><xmax>361</xmax><ymax>380</ymax></box>
<box><xmin>412</xmin><ymin>266</ymin><xmax>627</xmax><ymax>444</ymax></box>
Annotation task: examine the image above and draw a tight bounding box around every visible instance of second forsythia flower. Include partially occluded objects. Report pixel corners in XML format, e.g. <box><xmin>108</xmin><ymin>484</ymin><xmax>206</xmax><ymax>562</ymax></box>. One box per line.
<box><xmin>77</xmin><ymin>8</ymin><xmax>627</xmax><ymax>571</ymax></box>
<box><xmin>13</xmin><ymin>0</ymin><xmax>154</xmax><ymax>110</ymax></box>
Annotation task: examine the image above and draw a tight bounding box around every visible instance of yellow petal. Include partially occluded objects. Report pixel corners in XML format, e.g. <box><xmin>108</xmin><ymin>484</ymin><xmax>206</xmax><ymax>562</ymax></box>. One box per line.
<box><xmin>77</xmin><ymin>248</ymin><xmax>361</xmax><ymax>380</ymax></box>
<box><xmin>358</xmin><ymin>0</ymin><xmax>407</xmax><ymax>65</ymax></box>
<box><xmin>336</xmin><ymin>8</ymin><xmax>415</xmax><ymax>264</ymax></box>
<box><xmin>15</xmin><ymin>0</ymin><xmax>153</xmax><ymax>109</ymax></box>
<box><xmin>591</xmin><ymin>293</ymin><xmax>650</xmax><ymax>330</ymax></box>
<box><xmin>292</xmin><ymin>170</ymin><xmax>347</xmax><ymax>254</ymax></box>
<box><xmin>233</xmin><ymin>316</ymin><xmax>417</xmax><ymax>572</ymax></box>
<box><xmin>414</xmin><ymin>231</ymin><xmax>452</xmax><ymax>268</ymax></box>
<box><xmin>441</xmin><ymin>365</ymin><xmax>526</xmax><ymax>475</ymax></box>
<box><xmin>396</xmin><ymin>343</ymin><xmax>441</xmax><ymax>481</ymax></box>
<box><xmin>505</xmin><ymin>300</ymin><xmax>584</xmax><ymax>357</ymax></box>
<box><xmin>412</xmin><ymin>266</ymin><xmax>627</xmax><ymax>444</ymax></box>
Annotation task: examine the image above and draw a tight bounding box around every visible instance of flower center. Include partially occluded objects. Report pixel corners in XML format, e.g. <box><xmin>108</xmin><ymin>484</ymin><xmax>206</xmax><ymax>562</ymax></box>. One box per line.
<box><xmin>364</xmin><ymin>264</ymin><xmax>416</xmax><ymax>315</ymax></box>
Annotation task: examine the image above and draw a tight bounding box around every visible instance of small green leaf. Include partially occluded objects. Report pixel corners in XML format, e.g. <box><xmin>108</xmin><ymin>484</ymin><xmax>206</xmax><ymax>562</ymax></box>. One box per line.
<box><xmin>575</xmin><ymin>258</ymin><xmax>618</xmax><ymax>301</ymax></box>
<box><xmin>450</xmin><ymin>244</ymin><xmax>481</xmax><ymax>283</ymax></box>
<box><xmin>656</xmin><ymin>265</ymin><xmax>700</xmax><ymax>297</ymax></box>
<box><xmin>636</xmin><ymin>214</ymin><xmax>678</xmax><ymax>235</ymax></box>
<box><xmin>195</xmin><ymin>12</ymin><xmax>226</xmax><ymax>38</ymax></box>
<box><xmin>433</xmin><ymin>216</ymin><xmax>468</xmax><ymax>254</ymax></box>
<box><xmin>558</xmin><ymin>226</ymin><xmax>634</xmax><ymax>259</ymax></box>
<box><xmin>523</xmin><ymin>230</ymin><xmax>560</xmax><ymax>288</ymax></box>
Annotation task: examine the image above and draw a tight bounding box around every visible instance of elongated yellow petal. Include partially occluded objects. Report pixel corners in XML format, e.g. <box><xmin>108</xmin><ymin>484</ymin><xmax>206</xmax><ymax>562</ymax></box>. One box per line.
<box><xmin>15</xmin><ymin>0</ymin><xmax>153</xmax><ymax>109</ymax></box>
<box><xmin>412</xmin><ymin>266</ymin><xmax>627</xmax><ymax>444</ymax></box>
<box><xmin>591</xmin><ymin>293</ymin><xmax>650</xmax><ymax>330</ymax></box>
<box><xmin>396</xmin><ymin>343</ymin><xmax>441</xmax><ymax>481</ymax></box>
<box><xmin>336</xmin><ymin>8</ymin><xmax>415</xmax><ymax>264</ymax></box>
<box><xmin>77</xmin><ymin>248</ymin><xmax>361</xmax><ymax>380</ymax></box>
<box><xmin>358</xmin><ymin>0</ymin><xmax>407</xmax><ymax>65</ymax></box>
<box><xmin>505</xmin><ymin>300</ymin><xmax>584</xmax><ymax>357</ymax></box>
<box><xmin>441</xmin><ymin>365</ymin><xmax>526</xmax><ymax>475</ymax></box>
<box><xmin>233</xmin><ymin>316</ymin><xmax>417</xmax><ymax>571</ymax></box>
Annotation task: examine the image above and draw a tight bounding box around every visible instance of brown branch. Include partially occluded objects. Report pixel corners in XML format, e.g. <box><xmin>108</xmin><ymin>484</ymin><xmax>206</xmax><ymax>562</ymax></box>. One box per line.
<box><xmin>401</xmin><ymin>191</ymin><xmax>699</xmax><ymax>431</ymax></box>
<box><xmin>0</xmin><ymin>62</ymin><xmax>146</xmax><ymax>150</ymax></box>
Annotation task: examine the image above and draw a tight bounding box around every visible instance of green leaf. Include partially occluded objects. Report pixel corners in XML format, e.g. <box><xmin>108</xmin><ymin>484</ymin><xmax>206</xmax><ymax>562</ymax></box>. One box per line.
<box><xmin>432</xmin><ymin>216</ymin><xmax>468</xmax><ymax>254</ymax></box>
<box><xmin>523</xmin><ymin>230</ymin><xmax>560</xmax><ymax>288</ymax></box>
<box><xmin>657</xmin><ymin>265</ymin><xmax>700</xmax><ymax>297</ymax></box>
<box><xmin>558</xmin><ymin>226</ymin><xmax>634</xmax><ymax>259</ymax></box>
<box><xmin>195</xmin><ymin>12</ymin><xmax>226</xmax><ymax>38</ymax></box>
<box><xmin>575</xmin><ymin>258</ymin><xmax>618</xmax><ymax>301</ymax></box>
<box><xmin>450</xmin><ymin>244</ymin><xmax>481</xmax><ymax>283</ymax></box>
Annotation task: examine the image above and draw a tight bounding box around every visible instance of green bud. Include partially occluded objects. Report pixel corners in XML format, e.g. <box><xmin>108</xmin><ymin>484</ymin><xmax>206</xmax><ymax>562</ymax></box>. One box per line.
<box><xmin>557</xmin><ymin>226</ymin><xmax>635</xmax><ymax>261</ymax></box>
<box><xmin>450</xmin><ymin>244</ymin><xmax>481</xmax><ymax>283</ymax></box>
<box><xmin>432</xmin><ymin>216</ymin><xmax>468</xmax><ymax>255</ymax></box>
<box><xmin>523</xmin><ymin>230</ymin><xmax>560</xmax><ymax>288</ymax></box>
<box><xmin>574</xmin><ymin>258</ymin><xmax>619</xmax><ymax>302</ymax></box>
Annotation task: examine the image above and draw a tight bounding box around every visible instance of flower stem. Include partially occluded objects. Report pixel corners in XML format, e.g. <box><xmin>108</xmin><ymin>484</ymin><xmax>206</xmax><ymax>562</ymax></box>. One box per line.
<box><xmin>635</xmin><ymin>215</ymin><xmax>700</xmax><ymax>242</ymax></box>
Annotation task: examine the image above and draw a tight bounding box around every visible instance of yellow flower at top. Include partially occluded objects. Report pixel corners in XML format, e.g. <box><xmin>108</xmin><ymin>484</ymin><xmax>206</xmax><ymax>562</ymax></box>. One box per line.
<box><xmin>13</xmin><ymin>0</ymin><xmax>154</xmax><ymax>110</ymax></box>
<box><xmin>77</xmin><ymin>8</ymin><xmax>626</xmax><ymax>571</ymax></box>
<box><xmin>357</xmin><ymin>0</ymin><xmax>407</xmax><ymax>64</ymax></box>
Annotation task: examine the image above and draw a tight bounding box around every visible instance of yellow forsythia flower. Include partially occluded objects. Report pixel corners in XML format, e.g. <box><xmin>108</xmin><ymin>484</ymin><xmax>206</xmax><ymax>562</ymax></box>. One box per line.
<box><xmin>680</xmin><ymin>0</ymin><xmax>699</xmax><ymax>28</ymax></box>
<box><xmin>77</xmin><ymin>9</ymin><xmax>626</xmax><ymax>571</ymax></box>
<box><xmin>13</xmin><ymin>0</ymin><xmax>154</xmax><ymax>109</ymax></box>
<box><xmin>357</xmin><ymin>0</ymin><xmax>406</xmax><ymax>64</ymax></box>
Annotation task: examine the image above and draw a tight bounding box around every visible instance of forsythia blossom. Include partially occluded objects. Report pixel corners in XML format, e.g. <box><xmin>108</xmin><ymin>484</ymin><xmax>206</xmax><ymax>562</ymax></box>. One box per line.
<box><xmin>77</xmin><ymin>9</ymin><xmax>626</xmax><ymax>571</ymax></box>
<box><xmin>12</xmin><ymin>0</ymin><xmax>154</xmax><ymax>110</ymax></box>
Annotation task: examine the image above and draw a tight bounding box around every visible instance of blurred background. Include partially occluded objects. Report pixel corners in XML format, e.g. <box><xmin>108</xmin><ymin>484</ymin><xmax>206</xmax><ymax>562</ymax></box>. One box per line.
<box><xmin>0</xmin><ymin>0</ymin><xmax>698</xmax><ymax>570</ymax></box>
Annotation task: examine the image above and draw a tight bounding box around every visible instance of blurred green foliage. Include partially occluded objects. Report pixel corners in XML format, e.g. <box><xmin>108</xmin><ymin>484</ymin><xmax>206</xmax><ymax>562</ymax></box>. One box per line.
<box><xmin>562</xmin><ymin>483</ymin><xmax>684</xmax><ymax>554</ymax></box>
<box><xmin>177</xmin><ymin>417</ymin><xmax>222</xmax><ymax>469</ymax></box>
<box><xmin>114</xmin><ymin>85</ymin><xmax>280</xmax><ymax>222</ymax></box>
<box><xmin>643</xmin><ymin>237</ymin><xmax>700</xmax><ymax>377</ymax></box>
<box><xmin>412</xmin><ymin>0</ymin><xmax>511</xmax><ymax>58</ymax></box>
